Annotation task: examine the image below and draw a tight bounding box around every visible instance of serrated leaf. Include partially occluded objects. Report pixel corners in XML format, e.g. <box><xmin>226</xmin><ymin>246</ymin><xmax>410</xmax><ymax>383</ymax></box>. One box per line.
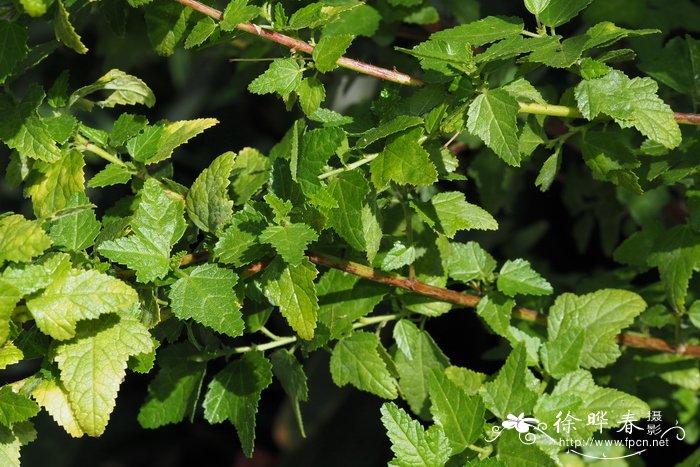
<box><xmin>297</xmin><ymin>76</ymin><xmax>326</xmax><ymax>116</ymax></box>
<box><xmin>380</xmin><ymin>402</ymin><xmax>451</xmax><ymax>467</ymax></box>
<box><xmin>0</xmin><ymin>21</ymin><xmax>29</xmax><ymax>84</ymax></box>
<box><xmin>185</xmin><ymin>17</ymin><xmax>217</xmax><ymax>49</ymax></box>
<box><xmin>324</xmin><ymin>170</ymin><xmax>370</xmax><ymax>254</ymax></box>
<box><xmin>547</xmin><ymin>289</ymin><xmax>646</xmax><ymax>368</ymax></box>
<box><xmin>1</xmin><ymin>253</ymin><xmax>71</xmax><ymax>297</ymax></box>
<box><xmin>110</xmin><ymin>113</ymin><xmax>148</xmax><ymax>148</ymax></box>
<box><xmin>186</xmin><ymin>151</ymin><xmax>236</xmax><ymax>233</ymax></box>
<box><xmin>220</xmin><ymin>0</ymin><xmax>259</xmax><ymax>31</ymax></box>
<box><xmin>259</xmin><ymin>224</ymin><xmax>318</xmax><ymax>266</ymax></box>
<box><xmin>87</xmin><ymin>163</ymin><xmax>133</xmax><ymax>188</ymax></box>
<box><xmin>541</xmin><ymin>328</ymin><xmax>585</xmax><ymax>379</ymax></box>
<box><xmin>539</xmin><ymin>0</ymin><xmax>592</xmax><ymax>27</ymax></box>
<box><xmin>524</xmin><ymin>0</ymin><xmax>550</xmax><ymax>15</ymax></box>
<box><xmin>261</xmin><ymin>257</ymin><xmax>318</xmax><ymax>340</ymax></box>
<box><xmin>49</xmin><ymin>192</ymin><xmax>100</xmax><ymax>251</ymax></box>
<box><xmin>26</xmin><ymin>268</ymin><xmax>137</xmax><ymax>340</ymax></box>
<box><xmin>481</xmin><ymin>344</ymin><xmax>537</xmax><ymax>419</ymax></box>
<box><xmin>25</xmin><ymin>149</ymin><xmax>84</xmax><ymax>218</ymax></box>
<box><xmin>497</xmin><ymin>259</ymin><xmax>553</xmax><ymax>296</ymax></box>
<box><xmin>127</xmin><ymin>118</ymin><xmax>218</xmax><ymax>164</ymax></box>
<box><xmin>0</xmin><ymin>343</ymin><xmax>23</xmax><ymax>370</ymax></box>
<box><xmin>528</xmin><ymin>34</ymin><xmax>588</xmax><ymax>68</ymax></box>
<box><xmin>169</xmin><ymin>264</ymin><xmax>243</xmax><ymax>337</ymax></box>
<box><xmin>0</xmin><ymin>215</ymin><xmax>51</xmax><ymax>265</ymax></box>
<box><xmin>54</xmin><ymin>0</ymin><xmax>88</xmax><ymax>54</ymax></box>
<box><xmin>575</xmin><ymin>70</ymin><xmax>681</xmax><ymax>149</ymax></box>
<box><xmin>137</xmin><ymin>343</ymin><xmax>207</xmax><ymax>429</ymax></box>
<box><xmin>323</xmin><ymin>5</ymin><xmax>380</xmax><ymax>38</ymax></box>
<box><xmin>535</xmin><ymin>147</ymin><xmax>561</xmax><ymax>192</ymax></box>
<box><xmin>431</xmin><ymin>16</ymin><xmax>524</xmax><ymax>47</ymax></box>
<box><xmin>313</xmin><ymin>33</ymin><xmax>353</xmax><ymax>72</ymax></box>
<box><xmin>52</xmin><ymin>314</ymin><xmax>154</xmax><ymax>436</ymax></box>
<box><xmin>98</xmin><ymin>178</ymin><xmax>185</xmax><ymax>282</ymax></box>
<box><xmin>317</xmin><ymin>269</ymin><xmax>386</xmax><ymax>339</ymax></box>
<box><xmin>202</xmin><ymin>350</ymin><xmax>272</xmax><ymax>457</ymax></box>
<box><xmin>330</xmin><ymin>331</ymin><xmax>398</xmax><ymax>399</ymax></box>
<box><xmin>270</xmin><ymin>349</ymin><xmax>308</xmax><ymax>437</ymax></box>
<box><xmin>248</xmin><ymin>58</ymin><xmax>303</xmax><ymax>96</ymax></box>
<box><xmin>381</xmin><ymin>241</ymin><xmax>416</xmax><ymax>271</ymax></box>
<box><xmin>467</xmin><ymin>88</ymin><xmax>521</xmax><ymax>166</ymax></box>
<box><xmin>230</xmin><ymin>147</ymin><xmax>270</xmax><ymax>204</ymax></box>
<box><xmin>0</xmin><ymin>88</ymin><xmax>62</xmax><ymax>163</ymax></box>
<box><xmin>213</xmin><ymin>205</ymin><xmax>268</xmax><ymax>266</ymax></box>
<box><xmin>394</xmin><ymin>320</ymin><xmax>449</xmax><ymax>418</ymax></box>
<box><xmin>428</xmin><ymin>369</ymin><xmax>485</xmax><ymax>454</ymax></box>
<box><xmin>648</xmin><ymin>225</ymin><xmax>700</xmax><ymax>309</ymax></box>
<box><xmin>30</xmin><ymin>378</ymin><xmax>84</xmax><ymax>437</ymax></box>
<box><xmin>370</xmin><ymin>127</ymin><xmax>437</xmax><ymax>188</ymax></box>
<box><xmin>0</xmin><ymin>386</ymin><xmax>39</xmax><ymax>427</ymax></box>
<box><xmin>69</xmin><ymin>69</ymin><xmax>155</xmax><ymax>108</ymax></box>
<box><xmin>144</xmin><ymin>0</ymin><xmax>191</xmax><ymax>56</ymax></box>
<box><xmin>444</xmin><ymin>241</ymin><xmax>497</xmax><ymax>283</ymax></box>
<box><xmin>296</xmin><ymin>126</ymin><xmax>345</xmax><ymax>201</ymax></box>
<box><xmin>411</xmin><ymin>191</ymin><xmax>498</xmax><ymax>238</ymax></box>
<box><xmin>497</xmin><ymin>430</ymin><xmax>556</xmax><ymax>467</ymax></box>
<box><xmin>476</xmin><ymin>293</ymin><xmax>514</xmax><ymax>337</ymax></box>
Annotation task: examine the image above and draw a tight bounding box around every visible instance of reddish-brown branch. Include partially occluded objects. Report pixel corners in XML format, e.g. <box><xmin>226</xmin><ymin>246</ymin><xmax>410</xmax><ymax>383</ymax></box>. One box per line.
<box><xmin>173</xmin><ymin>0</ymin><xmax>424</xmax><ymax>86</ymax></box>
<box><xmin>176</xmin><ymin>250</ymin><xmax>700</xmax><ymax>358</ymax></box>
<box><xmin>674</xmin><ymin>112</ymin><xmax>700</xmax><ymax>125</ymax></box>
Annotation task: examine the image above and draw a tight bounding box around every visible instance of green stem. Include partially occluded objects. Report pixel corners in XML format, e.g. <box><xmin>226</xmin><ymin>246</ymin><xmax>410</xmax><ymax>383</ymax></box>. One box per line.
<box><xmin>76</xmin><ymin>136</ymin><xmax>127</xmax><ymax>167</ymax></box>
<box><xmin>518</xmin><ymin>101</ymin><xmax>584</xmax><ymax>119</ymax></box>
<box><xmin>520</xmin><ymin>29</ymin><xmax>542</xmax><ymax>38</ymax></box>
<box><xmin>318</xmin><ymin>153</ymin><xmax>379</xmax><ymax>180</ymax></box>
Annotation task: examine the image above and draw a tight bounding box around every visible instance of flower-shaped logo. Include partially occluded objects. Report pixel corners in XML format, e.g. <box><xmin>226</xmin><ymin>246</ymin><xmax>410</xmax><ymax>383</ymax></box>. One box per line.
<box><xmin>502</xmin><ymin>413</ymin><xmax>539</xmax><ymax>433</ymax></box>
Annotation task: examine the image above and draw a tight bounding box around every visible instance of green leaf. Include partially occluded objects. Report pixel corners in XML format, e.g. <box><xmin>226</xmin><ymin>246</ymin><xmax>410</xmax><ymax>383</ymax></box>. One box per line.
<box><xmin>0</xmin><ymin>343</ymin><xmax>23</xmax><ymax>370</ymax></box>
<box><xmin>467</xmin><ymin>88</ymin><xmax>521</xmax><ymax>166</ymax></box>
<box><xmin>144</xmin><ymin>0</ymin><xmax>192</xmax><ymax>56</ymax></box>
<box><xmin>411</xmin><ymin>191</ymin><xmax>498</xmax><ymax>238</ymax></box>
<box><xmin>497</xmin><ymin>259</ymin><xmax>553</xmax><ymax>296</ymax></box>
<box><xmin>524</xmin><ymin>0</ymin><xmax>550</xmax><ymax>15</ymax></box>
<box><xmin>259</xmin><ymin>223</ymin><xmax>318</xmax><ymax>266</ymax></box>
<box><xmin>0</xmin><ymin>282</ymin><xmax>18</xmax><ymax>346</ymax></box>
<box><xmin>0</xmin><ymin>424</ymin><xmax>26</xmax><ymax>466</ymax></box>
<box><xmin>541</xmin><ymin>328</ymin><xmax>585</xmax><ymax>379</ymax></box>
<box><xmin>127</xmin><ymin>118</ymin><xmax>218</xmax><ymax>165</ymax></box>
<box><xmin>137</xmin><ymin>343</ymin><xmax>207</xmax><ymax>429</ymax></box>
<box><xmin>444</xmin><ymin>241</ymin><xmax>497</xmax><ymax>283</ymax></box>
<box><xmin>431</xmin><ymin>16</ymin><xmax>524</xmax><ymax>47</ymax></box>
<box><xmin>169</xmin><ymin>264</ymin><xmax>243</xmax><ymax>337</ymax></box>
<box><xmin>248</xmin><ymin>58</ymin><xmax>303</xmax><ymax>96</ymax></box>
<box><xmin>30</xmin><ymin>378</ymin><xmax>84</xmax><ymax>437</ymax></box>
<box><xmin>230</xmin><ymin>147</ymin><xmax>270</xmax><ymax>204</ymax></box>
<box><xmin>185</xmin><ymin>17</ymin><xmax>217</xmax><ymax>49</ymax></box>
<box><xmin>25</xmin><ymin>149</ymin><xmax>85</xmax><ymax>218</ymax></box>
<box><xmin>202</xmin><ymin>350</ymin><xmax>273</xmax><ymax>457</ymax></box>
<box><xmin>380</xmin><ymin>402</ymin><xmax>451</xmax><ymax>467</ymax></box>
<box><xmin>324</xmin><ymin>170</ymin><xmax>370</xmax><ymax>255</ymax></box>
<box><xmin>534</xmin><ymin>369</ymin><xmax>649</xmax><ymax>439</ymax></box>
<box><xmin>317</xmin><ymin>269</ymin><xmax>386</xmax><ymax>340</ymax></box>
<box><xmin>381</xmin><ymin>241</ymin><xmax>416</xmax><ymax>271</ymax></box>
<box><xmin>87</xmin><ymin>163</ymin><xmax>133</xmax><ymax>188</ymax></box>
<box><xmin>1</xmin><ymin>252</ymin><xmax>71</xmax><ymax>297</ymax></box>
<box><xmin>528</xmin><ymin>35</ymin><xmax>588</xmax><ymax>68</ymax></box>
<box><xmin>356</xmin><ymin>115</ymin><xmax>423</xmax><ymax>149</ymax></box>
<box><xmin>98</xmin><ymin>178</ymin><xmax>185</xmax><ymax>283</ymax></box>
<box><xmin>581</xmin><ymin>130</ymin><xmax>641</xmax><ymax>193</ymax></box>
<box><xmin>0</xmin><ymin>214</ymin><xmax>51</xmax><ymax>265</ymax></box>
<box><xmin>575</xmin><ymin>70</ymin><xmax>681</xmax><ymax>149</ymax></box>
<box><xmin>476</xmin><ymin>293</ymin><xmax>514</xmax><ymax>337</ymax></box>
<box><xmin>323</xmin><ymin>5</ymin><xmax>380</xmax><ymax>38</ymax></box>
<box><xmin>270</xmin><ymin>349</ymin><xmax>308</xmax><ymax>437</ymax></box>
<box><xmin>297</xmin><ymin>76</ymin><xmax>326</xmax><ymax>116</ymax></box>
<box><xmin>0</xmin><ymin>87</ymin><xmax>62</xmax><ymax>163</ymax></box>
<box><xmin>534</xmin><ymin>147</ymin><xmax>561</xmax><ymax>192</ymax></box>
<box><xmin>296</xmin><ymin>126</ymin><xmax>345</xmax><ymax>201</ymax></box>
<box><xmin>0</xmin><ymin>386</ymin><xmax>39</xmax><ymax>427</ymax></box>
<box><xmin>49</xmin><ymin>192</ymin><xmax>100</xmax><ymax>251</ymax></box>
<box><xmin>497</xmin><ymin>430</ymin><xmax>556</xmax><ymax>467</ymax></box>
<box><xmin>261</xmin><ymin>257</ymin><xmax>318</xmax><ymax>340</ymax></box>
<box><xmin>68</xmin><ymin>69</ymin><xmax>155</xmax><ymax>108</ymax></box>
<box><xmin>547</xmin><ymin>289</ymin><xmax>646</xmax><ymax>368</ymax></box>
<box><xmin>213</xmin><ymin>205</ymin><xmax>268</xmax><ymax>267</ymax></box>
<box><xmin>639</xmin><ymin>36</ymin><xmax>700</xmax><ymax>99</ymax></box>
<box><xmin>0</xmin><ymin>21</ymin><xmax>29</xmax><ymax>84</ymax></box>
<box><xmin>370</xmin><ymin>127</ymin><xmax>437</xmax><ymax>188</ymax></box>
<box><xmin>220</xmin><ymin>0</ymin><xmax>259</xmax><ymax>31</ymax></box>
<box><xmin>52</xmin><ymin>314</ymin><xmax>154</xmax><ymax>436</ymax></box>
<box><xmin>26</xmin><ymin>268</ymin><xmax>138</xmax><ymax>340</ymax></box>
<box><xmin>481</xmin><ymin>344</ymin><xmax>537</xmax><ymax>419</ymax></box>
<box><xmin>186</xmin><ymin>151</ymin><xmax>236</xmax><ymax>233</ymax></box>
<box><xmin>313</xmin><ymin>33</ymin><xmax>353</xmax><ymax>72</ymax></box>
<box><xmin>428</xmin><ymin>370</ymin><xmax>485</xmax><ymax>454</ymax></box>
<box><xmin>110</xmin><ymin>114</ymin><xmax>148</xmax><ymax>148</ymax></box>
<box><xmin>539</xmin><ymin>0</ymin><xmax>593</xmax><ymax>27</ymax></box>
<box><xmin>54</xmin><ymin>0</ymin><xmax>88</xmax><ymax>54</ymax></box>
<box><xmin>648</xmin><ymin>225</ymin><xmax>700</xmax><ymax>309</ymax></box>
<box><xmin>394</xmin><ymin>320</ymin><xmax>449</xmax><ymax>418</ymax></box>
<box><xmin>330</xmin><ymin>331</ymin><xmax>398</xmax><ymax>399</ymax></box>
